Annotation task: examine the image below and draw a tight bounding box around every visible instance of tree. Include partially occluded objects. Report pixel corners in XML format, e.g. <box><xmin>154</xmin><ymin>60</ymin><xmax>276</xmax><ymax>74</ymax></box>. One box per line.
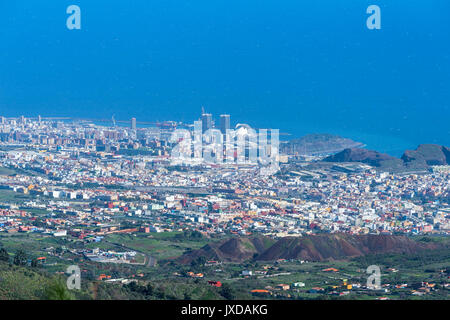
<box><xmin>191</xmin><ymin>231</ymin><xmax>203</xmax><ymax>239</ymax></box>
<box><xmin>220</xmin><ymin>283</ymin><xmax>236</xmax><ymax>300</ymax></box>
<box><xmin>191</xmin><ymin>256</ymin><xmax>207</xmax><ymax>269</ymax></box>
<box><xmin>0</xmin><ymin>248</ymin><xmax>9</xmax><ymax>263</ymax></box>
<box><xmin>144</xmin><ymin>283</ymin><xmax>154</xmax><ymax>297</ymax></box>
<box><xmin>32</xmin><ymin>218</ymin><xmax>46</xmax><ymax>229</ymax></box>
<box><xmin>183</xmin><ymin>292</ymin><xmax>192</xmax><ymax>300</ymax></box>
<box><xmin>13</xmin><ymin>249</ymin><xmax>27</xmax><ymax>266</ymax></box>
<box><xmin>155</xmin><ymin>287</ymin><xmax>166</xmax><ymax>299</ymax></box>
<box><xmin>45</xmin><ymin>279</ymin><xmax>75</xmax><ymax>300</ymax></box>
<box><xmin>31</xmin><ymin>259</ymin><xmax>38</xmax><ymax>268</ymax></box>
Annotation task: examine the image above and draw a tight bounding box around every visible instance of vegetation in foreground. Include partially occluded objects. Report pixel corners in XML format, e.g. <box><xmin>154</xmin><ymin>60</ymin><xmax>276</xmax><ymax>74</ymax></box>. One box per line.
<box><xmin>0</xmin><ymin>234</ymin><xmax>448</xmax><ymax>300</ymax></box>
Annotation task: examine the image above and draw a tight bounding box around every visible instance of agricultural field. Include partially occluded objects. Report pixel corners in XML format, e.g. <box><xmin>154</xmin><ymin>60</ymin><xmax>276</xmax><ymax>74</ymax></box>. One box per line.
<box><xmin>0</xmin><ymin>189</ymin><xmax>33</xmax><ymax>203</ymax></box>
<box><xmin>96</xmin><ymin>232</ymin><xmax>214</xmax><ymax>261</ymax></box>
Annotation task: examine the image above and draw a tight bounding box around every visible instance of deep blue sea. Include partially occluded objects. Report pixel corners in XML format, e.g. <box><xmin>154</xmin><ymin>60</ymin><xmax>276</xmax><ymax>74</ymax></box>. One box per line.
<box><xmin>1</xmin><ymin>1</ymin><xmax>449</xmax><ymax>156</ymax></box>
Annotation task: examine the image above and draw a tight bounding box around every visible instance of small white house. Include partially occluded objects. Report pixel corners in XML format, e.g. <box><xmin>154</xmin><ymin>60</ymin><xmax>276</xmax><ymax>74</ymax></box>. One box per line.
<box><xmin>53</xmin><ymin>230</ymin><xmax>67</xmax><ymax>237</ymax></box>
<box><xmin>293</xmin><ymin>282</ymin><xmax>305</xmax><ymax>287</ymax></box>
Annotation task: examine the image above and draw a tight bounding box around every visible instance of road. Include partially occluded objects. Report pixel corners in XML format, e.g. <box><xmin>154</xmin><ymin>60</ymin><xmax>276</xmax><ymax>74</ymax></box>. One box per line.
<box><xmin>104</xmin><ymin>239</ymin><xmax>158</xmax><ymax>267</ymax></box>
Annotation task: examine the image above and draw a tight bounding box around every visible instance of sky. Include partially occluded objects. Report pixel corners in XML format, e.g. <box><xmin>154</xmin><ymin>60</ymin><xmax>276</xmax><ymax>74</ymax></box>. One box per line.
<box><xmin>0</xmin><ymin>1</ymin><xmax>449</xmax><ymax>155</ymax></box>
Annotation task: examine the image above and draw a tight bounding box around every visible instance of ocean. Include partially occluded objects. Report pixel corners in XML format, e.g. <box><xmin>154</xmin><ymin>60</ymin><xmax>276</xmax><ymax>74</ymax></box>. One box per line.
<box><xmin>0</xmin><ymin>1</ymin><xmax>449</xmax><ymax>156</ymax></box>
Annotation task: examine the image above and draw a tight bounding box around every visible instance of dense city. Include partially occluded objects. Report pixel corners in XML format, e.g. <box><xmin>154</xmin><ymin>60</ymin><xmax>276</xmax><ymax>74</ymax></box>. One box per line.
<box><xmin>0</xmin><ymin>115</ymin><xmax>448</xmax><ymax>300</ymax></box>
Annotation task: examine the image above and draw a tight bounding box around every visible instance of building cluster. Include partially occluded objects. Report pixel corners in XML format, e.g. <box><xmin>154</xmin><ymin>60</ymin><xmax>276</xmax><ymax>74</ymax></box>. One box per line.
<box><xmin>0</xmin><ymin>116</ymin><xmax>448</xmax><ymax>241</ymax></box>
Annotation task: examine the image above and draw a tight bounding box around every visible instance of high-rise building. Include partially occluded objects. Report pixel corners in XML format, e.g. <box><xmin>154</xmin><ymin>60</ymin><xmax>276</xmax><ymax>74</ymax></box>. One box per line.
<box><xmin>201</xmin><ymin>113</ymin><xmax>212</xmax><ymax>133</ymax></box>
<box><xmin>131</xmin><ymin>117</ymin><xmax>137</xmax><ymax>130</ymax></box>
<box><xmin>219</xmin><ymin>114</ymin><xmax>230</xmax><ymax>134</ymax></box>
